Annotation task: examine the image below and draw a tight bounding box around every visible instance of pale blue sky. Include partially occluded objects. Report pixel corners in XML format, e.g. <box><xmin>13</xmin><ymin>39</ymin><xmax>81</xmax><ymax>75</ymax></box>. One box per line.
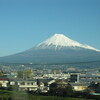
<box><xmin>0</xmin><ymin>0</ymin><xmax>100</xmax><ymax>57</ymax></box>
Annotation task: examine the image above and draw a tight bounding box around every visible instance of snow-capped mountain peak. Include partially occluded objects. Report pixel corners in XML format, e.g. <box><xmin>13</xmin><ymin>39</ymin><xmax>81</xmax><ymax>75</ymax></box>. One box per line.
<box><xmin>36</xmin><ymin>33</ymin><xmax>100</xmax><ymax>52</ymax></box>
<box><xmin>37</xmin><ymin>33</ymin><xmax>79</xmax><ymax>46</ymax></box>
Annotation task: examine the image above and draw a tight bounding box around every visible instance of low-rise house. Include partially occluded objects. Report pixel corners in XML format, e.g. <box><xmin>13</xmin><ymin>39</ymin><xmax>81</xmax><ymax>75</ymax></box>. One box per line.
<box><xmin>43</xmin><ymin>73</ymin><xmax>70</xmax><ymax>79</ymax></box>
<box><xmin>37</xmin><ymin>79</ymin><xmax>56</xmax><ymax>92</ymax></box>
<box><xmin>9</xmin><ymin>80</ymin><xmax>38</xmax><ymax>91</ymax></box>
<box><xmin>80</xmin><ymin>74</ymin><xmax>100</xmax><ymax>83</ymax></box>
<box><xmin>71</xmin><ymin>83</ymin><xmax>88</xmax><ymax>91</ymax></box>
<box><xmin>0</xmin><ymin>78</ymin><xmax>56</xmax><ymax>92</ymax></box>
<box><xmin>0</xmin><ymin>78</ymin><xmax>9</xmax><ymax>87</ymax></box>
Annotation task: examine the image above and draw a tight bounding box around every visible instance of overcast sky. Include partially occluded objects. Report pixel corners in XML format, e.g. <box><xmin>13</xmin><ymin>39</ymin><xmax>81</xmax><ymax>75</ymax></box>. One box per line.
<box><xmin>0</xmin><ymin>0</ymin><xmax>100</xmax><ymax>57</ymax></box>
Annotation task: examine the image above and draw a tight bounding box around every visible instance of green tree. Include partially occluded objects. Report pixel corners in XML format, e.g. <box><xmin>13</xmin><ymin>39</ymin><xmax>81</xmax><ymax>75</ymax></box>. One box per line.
<box><xmin>24</xmin><ymin>69</ymin><xmax>33</xmax><ymax>79</ymax></box>
<box><xmin>17</xmin><ymin>71</ymin><xmax>23</xmax><ymax>78</ymax></box>
<box><xmin>7</xmin><ymin>83</ymin><xmax>19</xmax><ymax>91</ymax></box>
<box><xmin>88</xmin><ymin>82</ymin><xmax>100</xmax><ymax>93</ymax></box>
<box><xmin>65</xmin><ymin>83</ymin><xmax>73</xmax><ymax>96</ymax></box>
<box><xmin>0</xmin><ymin>70</ymin><xmax>4</xmax><ymax>77</ymax></box>
<box><xmin>0</xmin><ymin>83</ymin><xmax>2</xmax><ymax>88</ymax></box>
<box><xmin>49</xmin><ymin>80</ymin><xmax>73</xmax><ymax>97</ymax></box>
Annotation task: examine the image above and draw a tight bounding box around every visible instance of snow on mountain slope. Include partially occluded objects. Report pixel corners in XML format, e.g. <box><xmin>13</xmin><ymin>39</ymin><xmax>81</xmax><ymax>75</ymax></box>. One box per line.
<box><xmin>36</xmin><ymin>34</ymin><xmax>100</xmax><ymax>52</ymax></box>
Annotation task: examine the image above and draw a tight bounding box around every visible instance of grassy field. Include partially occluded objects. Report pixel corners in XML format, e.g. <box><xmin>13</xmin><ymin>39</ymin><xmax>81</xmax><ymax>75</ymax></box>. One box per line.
<box><xmin>0</xmin><ymin>90</ymin><xmax>92</xmax><ymax>100</ymax></box>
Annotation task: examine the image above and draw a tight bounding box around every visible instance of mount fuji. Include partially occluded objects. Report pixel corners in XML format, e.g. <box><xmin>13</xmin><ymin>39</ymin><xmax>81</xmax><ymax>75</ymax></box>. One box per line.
<box><xmin>0</xmin><ymin>34</ymin><xmax>100</xmax><ymax>64</ymax></box>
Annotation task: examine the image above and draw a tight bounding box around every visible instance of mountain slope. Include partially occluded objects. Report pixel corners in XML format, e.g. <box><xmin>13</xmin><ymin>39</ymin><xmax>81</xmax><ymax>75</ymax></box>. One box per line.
<box><xmin>0</xmin><ymin>33</ymin><xmax>100</xmax><ymax>64</ymax></box>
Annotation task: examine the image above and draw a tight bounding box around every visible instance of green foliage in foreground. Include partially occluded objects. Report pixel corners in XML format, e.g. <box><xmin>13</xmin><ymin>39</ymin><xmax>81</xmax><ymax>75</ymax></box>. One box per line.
<box><xmin>0</xmin><ymin>90</ymin><xmax>90</xmax><ymax>100</ymax></box>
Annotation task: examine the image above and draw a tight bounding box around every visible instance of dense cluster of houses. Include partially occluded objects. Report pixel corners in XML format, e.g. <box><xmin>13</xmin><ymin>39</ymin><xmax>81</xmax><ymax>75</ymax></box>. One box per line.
<box><xmin>0</xmin><ymin>68</ymin><xmax>100</xmax><ymax>96</ymax></box>
<box><xmin>0</xmin><ymin>77</ymin><xmax>89</xmax><ymax>93</ymax></box>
